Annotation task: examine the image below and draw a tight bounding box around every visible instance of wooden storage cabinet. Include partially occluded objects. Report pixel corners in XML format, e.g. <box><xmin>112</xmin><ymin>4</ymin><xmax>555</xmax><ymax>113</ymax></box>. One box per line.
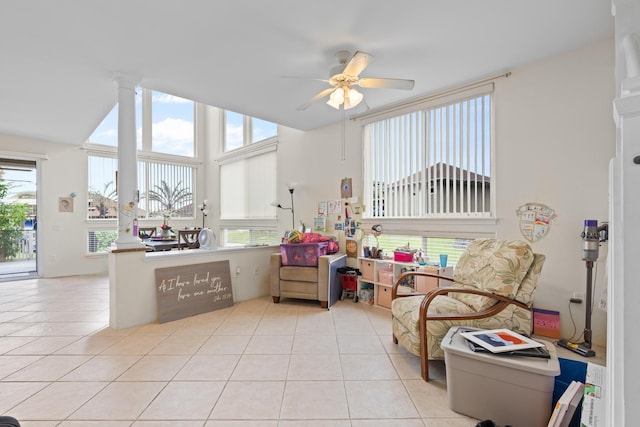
<box><xmin>357</xmin><ymin>257</ymin><xmax>454</xmax><ymax>309</ymax></box>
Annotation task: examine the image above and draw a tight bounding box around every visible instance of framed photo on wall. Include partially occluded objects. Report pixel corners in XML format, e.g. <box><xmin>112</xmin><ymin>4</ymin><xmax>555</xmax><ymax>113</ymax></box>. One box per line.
<box><xmin>341</xmin><ymin>177</ymin><xmax>352</xmax><ymax>198</ymax></box>
<box><xmin>313</xmin><ymin>217</ymin><xmax>326</xmax><ymax>232</ymax></box>
<box><xmin>59</xmin><ymin>197</ymin><xmax>73</xmax><ymax>213</ymax></box>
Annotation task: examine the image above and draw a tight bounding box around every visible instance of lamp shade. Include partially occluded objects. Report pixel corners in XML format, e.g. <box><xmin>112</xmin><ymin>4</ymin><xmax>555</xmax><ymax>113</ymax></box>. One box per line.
<box><xmin>344</xmin><ymin>88</ymin><xmax>363</xmax><ymax>109</ymax></box>
<box><xmin>327</xmin><ymin>88</ymin><xmax>345</xmax><ymax>109</ymax></box>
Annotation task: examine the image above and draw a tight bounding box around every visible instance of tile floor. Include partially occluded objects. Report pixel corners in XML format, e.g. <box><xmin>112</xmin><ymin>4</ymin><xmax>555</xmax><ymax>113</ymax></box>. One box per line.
<box><xmin>0</xmin><ymin>275</ymin><xmax>481</xmax><ymax>426</ymax></box>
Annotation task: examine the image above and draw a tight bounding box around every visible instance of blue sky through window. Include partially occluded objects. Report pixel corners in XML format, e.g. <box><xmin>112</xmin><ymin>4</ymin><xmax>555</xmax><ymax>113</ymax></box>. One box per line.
<box><xmin>151</xmin><ymin>92</ymin><xmax>194</xmax><ymax>157</ymax></box>
<box><xmin>225</xmin><ymin>111</ymin><xmax>244</xmax><ymax>151</ymax></box>
<box><xmin>1</xmin><ymin>168</ymin><xmax>36</xmax><ymax>198</ymax></box>
<box><xmin>88</xmin><ymin>89</ymin><xmax>196</xmax><ymax>157</ymax></box>
<box><xmin>252</xmin><ymin>118</ymin><xmax>277</xmax><ymax>143</ymax></box>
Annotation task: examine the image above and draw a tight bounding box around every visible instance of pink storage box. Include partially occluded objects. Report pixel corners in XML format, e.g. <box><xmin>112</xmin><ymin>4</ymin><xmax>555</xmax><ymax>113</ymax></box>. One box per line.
<box><xmin>378</xmin><ymin>270</ymin><xmax>394</xmax><ymax>286</ymax></box>
<box><xmin>393</xmin><ymin>251</ymin><xmax>415</xmax><ymax>262</ymax></box>
<box><xmin>280</xmin><ymin>242</ymin><xmax>328</xmax><ymax>266</ymax></box>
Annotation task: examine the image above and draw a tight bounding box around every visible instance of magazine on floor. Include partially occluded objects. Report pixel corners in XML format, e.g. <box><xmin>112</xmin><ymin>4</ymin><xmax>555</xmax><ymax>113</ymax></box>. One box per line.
<box><xmin>460</xmin><ymin>328</ymin><xmax>544</xmax><ymax>353</ymax></box>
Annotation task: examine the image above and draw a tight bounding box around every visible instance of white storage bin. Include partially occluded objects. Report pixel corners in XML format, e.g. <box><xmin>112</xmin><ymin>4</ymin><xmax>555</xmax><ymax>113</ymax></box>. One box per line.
<box><xmin>441</xmin><ymin>326</ymin><xmax>560</xmax><ymax>427</ymax></box>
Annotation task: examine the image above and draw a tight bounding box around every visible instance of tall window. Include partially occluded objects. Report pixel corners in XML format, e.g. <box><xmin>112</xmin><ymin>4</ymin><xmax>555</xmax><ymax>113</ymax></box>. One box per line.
<box><xmin>219</xmin><ymin>110</ymin><xmax>278</xmax><ymax>246</ymax></box>
<box><xmin>86</xmin><ymin>89</ymin><xmax>194</xmax><ymax>157</ymax></box>
<box><xmin>86</xmin><ymin>88</ymin><xmax>197</xmax><ymax>253</ymax></box>
<box><xmin>87</xmin><ymin>155</ymin><xmax>195</xmax><ymax>220</ymax></box>
<box><xmin>224</xmin><ymin>111</ymin><xmax>277</xmax><ymax>152</ymax></box>
<box><xmin>151</xmin><ymin>91</ymin><xmax>195</xmax><ymax>157</ymax></box>
<box><xmin>363</xmin><ymin>234</ymin><xmax>472</xmax><ymax>267</ymax></box>
<box><xmin>87</xmin><ymin>156</ymin><xmax>118</xmax><ymax>219</ymax></box>
<box><xmin>363</xmin><ymin>85</ymin><xmax>493</xmax><ymax>219</ymax></box>
<box><xmin>87</xmin><ymin>90</ymin><xmax>143</xmax><ymax>149</ymax></box>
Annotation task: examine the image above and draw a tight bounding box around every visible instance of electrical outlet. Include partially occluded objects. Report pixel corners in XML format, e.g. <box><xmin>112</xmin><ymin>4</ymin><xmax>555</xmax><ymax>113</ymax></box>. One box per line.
<box><xmin>570</xmin><ymin>291</ymin><xmax>584</xmax><ymax>304</ymax></box>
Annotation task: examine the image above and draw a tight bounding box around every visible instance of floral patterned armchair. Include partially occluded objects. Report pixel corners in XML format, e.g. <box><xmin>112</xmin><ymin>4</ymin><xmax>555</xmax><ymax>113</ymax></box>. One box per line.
<box><xmin>390</xmin><ymin>238</ymin><xmax>545</xmax><ymax>381</ymax></box>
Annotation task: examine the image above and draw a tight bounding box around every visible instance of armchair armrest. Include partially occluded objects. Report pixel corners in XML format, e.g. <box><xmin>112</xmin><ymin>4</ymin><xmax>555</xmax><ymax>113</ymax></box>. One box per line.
<box><xmin>270</xmin><ymin>253</ymin><xmax>283</xmax><ymax>298</ymax></box>
<box><xmin>418</xmin><ymin>286</ymin><xmax>531</xmax><ymax>323</ymax></box>
<box><xmin>414</xmin><ymin>285</ymin><xmax>532</xmax><ymax>382</ymax></box>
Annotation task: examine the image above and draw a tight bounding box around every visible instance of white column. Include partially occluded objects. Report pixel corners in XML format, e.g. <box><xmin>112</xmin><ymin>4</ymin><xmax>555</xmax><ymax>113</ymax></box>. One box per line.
<box><xmin>611</xmin><ymin>1</ymin><xmax>640</xmax><ymax>425</ymax></box>
<box><xmin>114</xmin><ymin>76</ymin><xmax>144</xmax><ymax>249</ymax></box>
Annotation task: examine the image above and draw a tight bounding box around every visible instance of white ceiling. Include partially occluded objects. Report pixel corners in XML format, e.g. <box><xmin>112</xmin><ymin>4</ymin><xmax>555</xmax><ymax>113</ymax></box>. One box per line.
<box><xmin>0</xmin><ymin>1</ymin><xmax>614</xmax><ymax>146</ymax></box>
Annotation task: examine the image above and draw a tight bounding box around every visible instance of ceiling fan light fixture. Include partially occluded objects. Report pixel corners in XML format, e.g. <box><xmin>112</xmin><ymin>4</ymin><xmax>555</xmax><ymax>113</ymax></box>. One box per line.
<box><xmin>296</xmin><ymin>50</ymin><xmax>414</xmax><ymax>111</ymax></box>
<box><xmin>344</xmin><ymin>88</ymin><xmax>363</xmax><ymax>110</ymax></box>
<box><xmin>327</xmin><ymin>87</ymin><xmax>345</xmax><ymax>109</ymax></box>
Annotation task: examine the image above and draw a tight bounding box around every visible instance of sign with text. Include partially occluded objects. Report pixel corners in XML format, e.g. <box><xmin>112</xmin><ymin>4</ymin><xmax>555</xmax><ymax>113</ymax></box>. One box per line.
<box><xmin>155</xmin><ymin>261</ymin><xmax>233</xmax><ymax>323</ymax></box>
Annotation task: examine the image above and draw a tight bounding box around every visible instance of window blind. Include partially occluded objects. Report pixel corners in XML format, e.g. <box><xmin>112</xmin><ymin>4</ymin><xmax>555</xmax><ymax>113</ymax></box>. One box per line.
<box><xmin>364</xmin><ymin>89</ymin><xmax>492</xmax><ymax>219</ymax></box>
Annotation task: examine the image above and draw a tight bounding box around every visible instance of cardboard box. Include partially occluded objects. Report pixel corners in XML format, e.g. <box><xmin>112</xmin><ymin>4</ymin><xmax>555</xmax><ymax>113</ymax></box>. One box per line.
<box><xmin>376</xmin><ymin>285</ymin><xmax>392</xmax><ymax>308</ymax></box>
<box><xmin>360</xmin><ymin>259</ymin><xmax>375</xmax><ymax>281</ymax></box>
<box><xmin>415</xmin><ymin>266</ymin><xmax>440</xmax><ymax>293</ymax></box>
<box><xmin>377</xmin><ymin>270</ymin><xmax>394</xmax><ymax>286</ymax></box>
<box><xmin>441</xmin><ymin>326</ymin><xmax>560</xmax><ymax>427</ymax></box>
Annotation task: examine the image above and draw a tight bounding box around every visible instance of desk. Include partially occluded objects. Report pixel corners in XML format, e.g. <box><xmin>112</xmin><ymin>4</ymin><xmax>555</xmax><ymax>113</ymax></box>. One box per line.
<box><xmin>144</xmin><ymin>238</ymin><xmax>179</xmax><ymax>252</ymax></box>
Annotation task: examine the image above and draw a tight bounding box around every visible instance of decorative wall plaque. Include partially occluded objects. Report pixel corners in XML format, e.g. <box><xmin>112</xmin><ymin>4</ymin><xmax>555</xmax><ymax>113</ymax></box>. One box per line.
<box><xmin>515</xmin><ymin>203</ymin><xmax>556</xmax><ymax>242</ymax></box>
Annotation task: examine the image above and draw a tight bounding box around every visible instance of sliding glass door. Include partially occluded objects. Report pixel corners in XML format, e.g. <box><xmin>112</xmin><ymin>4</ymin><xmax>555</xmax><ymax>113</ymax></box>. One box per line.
<box><xmin>0</xmin><ymin>158</ymin><xmax>37</xmax><ymax>280</ymax></box>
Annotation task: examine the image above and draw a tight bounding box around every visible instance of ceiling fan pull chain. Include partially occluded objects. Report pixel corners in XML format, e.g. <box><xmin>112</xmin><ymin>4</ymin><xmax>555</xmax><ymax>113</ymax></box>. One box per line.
<box><xmin>341</xmin><ymin>110</ymin><xmax>346</xmax><ymax>163</ymax></box>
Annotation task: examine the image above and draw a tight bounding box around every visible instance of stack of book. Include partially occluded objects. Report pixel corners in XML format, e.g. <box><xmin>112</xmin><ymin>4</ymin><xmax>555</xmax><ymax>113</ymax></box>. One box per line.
<box><xmin>547</xmin><ymin>380</ymin><xmax>584</xmax><ymax>427</ymax></box>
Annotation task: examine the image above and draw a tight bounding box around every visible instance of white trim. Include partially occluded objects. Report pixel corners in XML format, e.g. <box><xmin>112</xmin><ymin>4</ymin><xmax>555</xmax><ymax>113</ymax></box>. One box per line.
<box><xmin>362</xmin><ymin>83</ymin><xmax>494</xmax><ymax>126</ymax></box>
<box><xmin>83</xmin><ymin>146</ymin><xmax>203</xmax><ymax>166</ymax></box>
<box><xmin>359</xmin><ymin>75</ymin><xmax>507</xmax><ymax>125</ymax></box>
<box><xmin>0</xmin><ymin>150</ymin><xmax>48</xmax><ymax>160</ymax></box>
<box><xmin>215</xmin><ymin>138</ymin><xmax>278</xmax><ymax>165</ymax></box>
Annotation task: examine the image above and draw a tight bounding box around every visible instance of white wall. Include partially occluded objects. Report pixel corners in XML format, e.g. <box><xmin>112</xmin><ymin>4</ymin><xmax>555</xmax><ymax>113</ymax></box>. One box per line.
<box><xmin>276</xmin><ymin>39</ymin><xmax>615</xmax><ymax>346</ymax></box>
<box><xmin>494</xmin><ymin>39</ymin><xmax>615</xmax><ymax>346</ymax></box>
<box><xmin>0</xmin><ymin>135</ymin><xmax>109</xmax><ymax>277</ymax></box>
<box><xmin>109</xmin><ymin>245</ymin><xmax>273</xmax><ymax>329</ymax></box>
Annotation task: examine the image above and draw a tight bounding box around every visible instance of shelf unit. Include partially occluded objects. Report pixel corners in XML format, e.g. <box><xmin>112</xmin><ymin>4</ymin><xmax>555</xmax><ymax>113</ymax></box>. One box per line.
<box><xmin>357</xmin><ymin>257</ymin><xmax>453</xmax><ymax>308</ymax></box>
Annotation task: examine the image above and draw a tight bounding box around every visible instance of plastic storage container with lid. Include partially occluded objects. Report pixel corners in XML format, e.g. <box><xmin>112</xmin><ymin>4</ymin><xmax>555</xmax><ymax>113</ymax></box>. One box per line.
<box><xmin>441</xmin><ymin>326</ymin><xmax>560</xmax><ymax>427</ymax></box>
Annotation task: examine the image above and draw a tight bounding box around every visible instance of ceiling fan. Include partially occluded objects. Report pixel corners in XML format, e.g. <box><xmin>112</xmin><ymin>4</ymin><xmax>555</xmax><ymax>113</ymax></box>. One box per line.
<box><xmin>296</xmin><ymin>50</ymin><xmax>415</xmax><ymax>111</ymax></box>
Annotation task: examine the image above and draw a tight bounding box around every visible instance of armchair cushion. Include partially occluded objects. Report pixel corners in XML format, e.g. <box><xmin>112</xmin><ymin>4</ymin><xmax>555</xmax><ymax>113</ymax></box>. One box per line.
<box><xmin>392</xmin><ymin>294</ymin><xmax>472</xmax><ymax>356</ymax></box>
<box><xmin>513</xmin><ymin>253</ymin><xmax>546</xmax><ymax>306</ymax></box>
<box><xmin>451</xmin><ymin>239</ymin><xmax>535</xmax><ymax>311</ymax></box>
<box><xmin>280</xmin><ymin>266</ymin><xmax>318</xmax><ymax>282</ymax></box>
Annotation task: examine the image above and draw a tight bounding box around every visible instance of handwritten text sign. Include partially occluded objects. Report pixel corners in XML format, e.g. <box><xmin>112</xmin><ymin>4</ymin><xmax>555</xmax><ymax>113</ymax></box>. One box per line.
<box><xmin>155</xmin><ymin>261</ymin><xmax>233</xmax><ymax>323</ymax></box>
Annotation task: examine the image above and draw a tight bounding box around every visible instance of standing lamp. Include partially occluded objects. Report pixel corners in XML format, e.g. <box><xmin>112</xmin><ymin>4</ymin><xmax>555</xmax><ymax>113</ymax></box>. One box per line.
<box><xmin>271</xmin><ymin>184</ymin><xmax>296</xmax><ymax>229</ymax></box>
<box><xmin>198</xmin><ymin>200</ymin><xmax>208</xmax><ymax>229</ymax></box>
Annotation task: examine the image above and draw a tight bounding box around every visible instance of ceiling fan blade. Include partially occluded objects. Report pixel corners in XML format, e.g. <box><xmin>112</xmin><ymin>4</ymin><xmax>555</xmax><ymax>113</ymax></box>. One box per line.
<box><xmin>282</xmin><ymin>76</ymin><xmax>330</xmax><ymax>84</ymax></box>
<box><xmin>343</xmin><ymin>51</ymin><xmax>373</xmax><ymax>77</ymax></box>
<box><xmin>297</xmin><ymin>87</ymin><xmax>336</xmax><ymax>111</ymax></box>
<box><xmin>357</xmin><ymin>77</ymin><xmax>415</xmax><ymax>90</ymax></box>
